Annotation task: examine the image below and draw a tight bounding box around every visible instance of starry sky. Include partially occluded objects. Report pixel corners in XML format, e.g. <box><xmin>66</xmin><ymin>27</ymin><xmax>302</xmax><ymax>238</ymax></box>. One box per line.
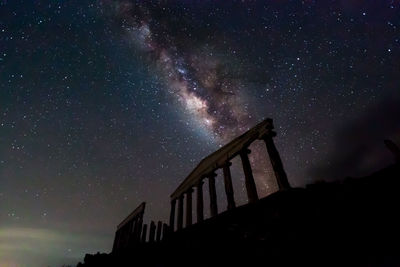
<box><xmin>1</xmin><ymin>0</ymin><xmax>399</xmax><ymax>266</ymax></box>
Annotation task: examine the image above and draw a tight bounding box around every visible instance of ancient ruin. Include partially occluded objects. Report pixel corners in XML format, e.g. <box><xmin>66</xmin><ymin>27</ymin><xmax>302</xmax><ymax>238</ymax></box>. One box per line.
<box><xmin>80</xmin><ymin>119</ymin><xmax>400</xmax><ymax>267</ymax></box>
<box><xmin>111</xmin><ymin>118</ymin><xmax>291</xmax><ymax>251</ymax></box>
<box><xmin>112</xmin><ymin>202</ymin><xmax>145</xmax><ymax>252</ymax></box>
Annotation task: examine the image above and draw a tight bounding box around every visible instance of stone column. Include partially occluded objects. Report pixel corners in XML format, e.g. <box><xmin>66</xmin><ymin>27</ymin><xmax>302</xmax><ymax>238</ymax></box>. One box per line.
<box><xmin>112</xmin><ymin>230</ymin><xmax>120</xmax><ymax>253</ymax></box>
<box><xmin>120</xmin><ymin>226</ymin><xmax>126</xmax><ymax>248</ymax></box>
<box><xmin>141</xmin><ymin>224</ymin><xmax>148</xmax><ymax>243</ymax></box>
<box><xmin>156</xmin><ymin>221</ymin><xmax>162</xmax><ymax>242</ymax></box>
<box><xmin>208</xmin><ymin>173</ymin><xmax>218</xmax><ymax>217</ymax></box>
<box><xmin>149</xmin><ymin>221</ymin><xmax>156</xmax><ymax>243</ymax></box>
<box><xmin>223</xmin><ymin>162</ymin><xmax>236</xmax><ymax>210</ymax></box>
<box><xmin>124</xmin><ymin>225</ymin><xmax>130</xmax><ymax>248</ymax></box>
<box><xmin>169</xmin><ymin>199</ymin><xmax>176</xmax><ymax>231</ymax></box>
<box><xmin>115</xmin><ymin>229</ymin><xmax>122</xmax><ymax>252</ymax></box>
<box><xmin>196</xmin><ymin>180</ymin><xmax>204</xmax><ymax>223</ymax></box>
<box><xmin>135</xmin><ymin>218</ymin><xmax>143</xmax><ymax>242</ymax></box>
<box><xmin>177</xmin><ymin>195</ymin><xmax>184</xmax><ymax>230</ymax></box>
<box><xmin>262</xmin><ymin>132</ymin><xmax>290</xmax><ymax>190</ymax></box>
<box><xmin>125</xmin><ymin>225</ymin><xmax>130</xmax><ymax>247</ymax></box>
<box><xmin>240</xmin><ymin>148</ymin><xmax>259</xmax><ymax>203</ymax></box>
<box><xmin>128</xmin><ymin>220</ymin><xmax>135</xmax><ymax>245</ymax></box>
<box><xmin>162</xmin><ymin>223</ymin><xmax>168</xmax><ymax>241</ymax></box>
<box><xmin>123</xmin><ymin>228</ymin><xmax>128</xmax><ymax>248</ymax></box>
<box><xmin>186</xmin><ymin>188</ymin><xmax>193</xmax><ymax>227</ymax></box>
<box><xmin>122</xmin><ymin>226</ymin><xmax>129</xmax><ymax>248</ymax></box>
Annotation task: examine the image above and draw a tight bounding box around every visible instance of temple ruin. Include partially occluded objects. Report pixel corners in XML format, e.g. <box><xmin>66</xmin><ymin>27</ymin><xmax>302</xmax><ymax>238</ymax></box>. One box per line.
<box><xmin>112</xmin><ymin>118</ymin><xmax>290</xmax><ymax>251</ymax></box>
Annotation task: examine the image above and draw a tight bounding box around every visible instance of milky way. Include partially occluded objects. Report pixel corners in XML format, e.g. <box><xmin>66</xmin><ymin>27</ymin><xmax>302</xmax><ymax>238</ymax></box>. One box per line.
<box><xmin>106</xmin><ymin>0</ymin><xmax>254</xmax><ymax>142</ymax></box>
<box><xmin>102</xmin><ymin>0</ymin><xmax>279</xmax><ymax>195</ymax></box>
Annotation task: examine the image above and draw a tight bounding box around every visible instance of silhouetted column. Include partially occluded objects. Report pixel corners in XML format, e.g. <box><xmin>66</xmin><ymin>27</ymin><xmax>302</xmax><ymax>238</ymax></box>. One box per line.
<box><xmin>186</xmin><ymin>188</ymin><xmax>193</xmax><ymax>227</ymax></box>
<box><xmin>125</xmin><ymin>225</ymin><xmax>131</xmax><ymax>247</ymax></box>
<box><xmin>141</xmin><ymin>224</ymin><xmax>148</xmax><ymax>243</ymax></box>
<box><xmin>177</xmin><ymin>195</ymin><xmax>184</xmax><ymax>230</ymax></box>
<box><xmin>262</xmin><ymin>132</ymin><xmax>290</xmax><ymax>190</ymax></box>
<box><xmin>169</xmin><ymin>199</ymin><xmax>176</xmax><ymax>231</ymax></box>
<box><xmin>116</xmin><ymin>230</ymin><xmax>122</xmax><ymax>251</ymax></box>
<box><xmin>149</xmin><ymin>221</ymin><xmax>156</xmax><ymax>243</ymax></box>
<box><xmin>162</xmin><ymin>223</ymin><xmax>168</xmax><ymax>241</ymax></box>
<box><xmin>115</xmin><ymin>229</ymin><xmax>122</xmax><ymax>252</ymax></box>
<box><xmin>125</xmin><ymin>225</ymin><xmax>130</xmax><ymax>246</ymax></box>
<box><xmin>156</xmin><ymin>221</ymin><xmax>162</xmax><ymax>242</ymax></box>
<box><xmin>223</xmin><ymin>162</ymin><xmax>236</xmax><ymax>210</ymax></box>
<box><xmin>132</xmin><ymin>220</ymin><xmax>138</xmax><ymax>243</ymax></box>
<box><xmin>136</xmin><ymin>218</ymin><xmax>143</xmax><ymax>241</ymax></box>
<box><xmin>112</xmin><ymin>230</ymin><xmax>120</xmax><ymax>253</ymax></box>
<box><xmin>196</xmin><ymin>180</ymin><xmax>204</xmax><ymax>223</ymax></box>
<box><xmin>122</xmin><ymin>228</ymin><xmax>128</xmax><ymax>248</ymax></box>
<box><xmin>120</xmin><ymin>226</ymin><xmax>126</xmax><ymax>248</ymax></box>
<box><xmin>128</xmin><ymin>220</ymin><xmax>135</xmax><ymax>245</ymax></box>
<box><xmin>124</xmin><ymin>225</ymin><xmax>130</xmax><ymax>248</ymax></box>
<box><xmin>240</xmin><ymin>148</ymin><xmax>259</xmax><ymax>203</ymax></box>
<box><xmin>120</xmin><ymin>229</ymin><xmax>125</xmax><ymax>249</ymax></box>
<box><xmin>208</xmin><ymin>173</ymin><xmax>218</xmax><ymax>217</ymax></box>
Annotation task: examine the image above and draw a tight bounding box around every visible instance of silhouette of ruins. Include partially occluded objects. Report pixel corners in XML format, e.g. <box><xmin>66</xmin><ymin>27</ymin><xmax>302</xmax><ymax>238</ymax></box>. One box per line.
<box><xmin>78</xmin><ymin>118</ymin><xmax>400</xmax><ymax>267</ymax></box>
<box><xmin>111</xmin><ymin>202</ymin><xmax>145</xmax><ymax>252</ymax></box>
<box><xmin>110</xmin><ymin>118</ymin><xmax>290</xmax><ymax>250</ymax></box>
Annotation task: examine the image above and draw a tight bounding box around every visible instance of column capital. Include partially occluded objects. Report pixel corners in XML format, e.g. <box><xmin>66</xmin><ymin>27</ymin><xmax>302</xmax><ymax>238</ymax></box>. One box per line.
<box><xmin>240</xmin><ymin>148</ymin><xmax>251</xmax><ymax>155</ymax></box>
<box><xmin>261</xmin><ymin>130</ymin><xmax>277</xmax><ymax>140</ymax></box>
<box><xmin>207</xmin><ymin>172</ymin><xmax>217</xmax><ymax>178</ymax></box>
<box><xmin>265</xmin><ymin>118</ymin><xmax>274</xmax><ymax>125</ymax></box>
<box><xmin>186</xmin><ymin>187</ymin><xmax>194</xmax><ymax>194</ymax></box>
<box><xmin>223</xmin><ymin>161</ymin><xmax>232</xmax><ymax>167</ymax></box>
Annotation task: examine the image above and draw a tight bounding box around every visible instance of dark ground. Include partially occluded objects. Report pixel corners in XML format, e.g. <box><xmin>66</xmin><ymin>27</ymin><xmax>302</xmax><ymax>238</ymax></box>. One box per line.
<box><xmin>78</xmin><ymin>163</ymin><xmax>400</xmax><ymax>267</ymax></box>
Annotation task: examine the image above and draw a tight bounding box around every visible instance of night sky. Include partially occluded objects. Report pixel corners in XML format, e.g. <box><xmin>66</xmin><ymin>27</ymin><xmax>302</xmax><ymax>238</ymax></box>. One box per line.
<box><xmin>1</xmin><ymin>0</ymin><xmax>399</xmax><ymax>266</ymax></box>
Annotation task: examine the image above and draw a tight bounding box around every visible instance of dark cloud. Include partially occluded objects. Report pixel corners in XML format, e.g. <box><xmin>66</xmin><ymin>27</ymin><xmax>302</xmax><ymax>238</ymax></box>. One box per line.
<box><xmin>310</xmin><ymin>96</ymin><xmax>400</xmax><ymax>181</ymax></box>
